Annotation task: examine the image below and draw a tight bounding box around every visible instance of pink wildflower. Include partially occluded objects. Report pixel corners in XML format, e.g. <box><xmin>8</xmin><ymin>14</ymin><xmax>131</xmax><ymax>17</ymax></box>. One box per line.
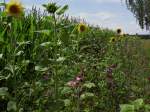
<box><xmin>67</xmin><ymin>80</ymin><xmax>78</xmax><ymax>88</ymax></box>
<box><xmin>76</xmin><ymin>75</ymin><xmax>83</xmax><ymax>81</ymax></box>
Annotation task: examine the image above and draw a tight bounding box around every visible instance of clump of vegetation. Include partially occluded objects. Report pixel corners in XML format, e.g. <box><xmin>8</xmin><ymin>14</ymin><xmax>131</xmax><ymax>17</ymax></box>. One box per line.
<box><xmin>120</xmin><ymin>98</ymin><xmax>150</xmax><ymax>112</ymax></box>
<box><xmin>0</xmin><ymin>1</ymin><xmax>150</xmax><ymax>112</ymax></box>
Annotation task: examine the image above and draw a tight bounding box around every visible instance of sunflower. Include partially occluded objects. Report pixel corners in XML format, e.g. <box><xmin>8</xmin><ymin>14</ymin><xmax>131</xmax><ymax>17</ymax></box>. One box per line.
<box><xmin>116</xmin><ymin>28</ymin><xmax>122</xmax><ymax>35</ymax></box>
<box><xmin>78</xmin><ymin>23</ymin><xmax>87</xmax><ymax>33</ymax></box>
<box><xmin>109</xmin><ymin>37</ymin><xmax>116</xmax><ymax>43</ymax></box>
<box><xmin>42</xmin><ymin>3</ymin><xmax>59</xmax><ymax>14</ymax></box>
<box><xmin>6</xmin><ymin>0</ymin><xmax>23</xmax><ymax>17</ymax></box>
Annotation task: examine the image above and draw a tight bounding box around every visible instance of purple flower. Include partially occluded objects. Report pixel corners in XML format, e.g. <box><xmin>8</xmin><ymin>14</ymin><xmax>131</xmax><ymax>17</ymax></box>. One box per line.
<box><xmin>76</xmin><ymin>75</ymin><xmax>84</xmax><ymax>81</ymax></box>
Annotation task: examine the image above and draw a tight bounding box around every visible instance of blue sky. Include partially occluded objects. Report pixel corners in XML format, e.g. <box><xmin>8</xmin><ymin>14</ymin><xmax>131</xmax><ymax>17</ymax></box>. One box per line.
<box><xmin>5</xmin><ymin>0</ymin><xmax>149</xmax><ymax>34</ymax></box>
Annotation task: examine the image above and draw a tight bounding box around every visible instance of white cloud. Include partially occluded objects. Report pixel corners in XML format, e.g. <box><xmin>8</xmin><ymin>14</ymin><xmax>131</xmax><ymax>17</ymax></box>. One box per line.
<box><xmin>94</xmin><ymin>0</ymin><xmax>121</xmax><ymax>3</ymax></box>
<box><xmin>72</xmin><ymin>12</ymin><xmax>116</xmax><ymax>22</ymax></box>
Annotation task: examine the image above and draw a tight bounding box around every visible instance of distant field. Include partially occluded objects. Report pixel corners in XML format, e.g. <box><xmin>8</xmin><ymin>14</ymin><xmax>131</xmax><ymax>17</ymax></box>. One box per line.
<box><xmin>141</xmin><ymin>39</ymin><xmax>150</xmax><ymax>55</ymax></box>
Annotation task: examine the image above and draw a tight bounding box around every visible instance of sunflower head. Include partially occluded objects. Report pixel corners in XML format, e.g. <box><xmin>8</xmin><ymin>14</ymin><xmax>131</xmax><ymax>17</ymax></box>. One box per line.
<box><xmin>78</xmin><ymin>23</ymin><xmax>87</xmax><ymax>33</ymax></box>
<box><xmin>116</xmin><ymin>28</ymin><xmax>122</xmax><ymax>35</ymax></box>
<box><xmin>6</xmin><ymin>0</ymin><xmax>23</xmax><ymax>17</ymax></box>
<box><xmin>42</xmin><ymin>3</ymin><xmax>59</xmax><ymax>14</ymax></box>
<box><xmin>109</xmin><ymin>37</ymin><xmax>116</xmax><ymax>43</ymax></box>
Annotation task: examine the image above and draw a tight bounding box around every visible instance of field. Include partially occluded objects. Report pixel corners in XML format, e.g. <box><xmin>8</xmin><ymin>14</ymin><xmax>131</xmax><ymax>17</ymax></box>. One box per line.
<box><xmin>142</xmin><ymin>39</ymin><xmax>150</xmax><ymax>55</ymax></box>
<box><xmin>0</xmin><ymin>2</ymin><xmax>150</xmax><ymax>112</ymax></box>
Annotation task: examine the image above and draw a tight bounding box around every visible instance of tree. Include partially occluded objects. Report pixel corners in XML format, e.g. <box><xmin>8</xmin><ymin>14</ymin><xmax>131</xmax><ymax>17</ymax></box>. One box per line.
<box><xmin>125</xmin><ymin>0</ymin><xmax>150</xmax><ymax>30</ymax></box>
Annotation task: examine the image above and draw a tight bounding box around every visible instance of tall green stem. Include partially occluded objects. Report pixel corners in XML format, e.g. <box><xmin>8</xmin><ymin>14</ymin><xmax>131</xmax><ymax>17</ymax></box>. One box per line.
<box><xmin>76</xmin><ymin>87</ymin><xmax>81</xmax><ymax>112</ymax></box>
<box><xmin>53</xmin><ymin>13</ymin><xmax>57</xmax><ymax>40</ymax></box>
<box><xmin>52</xmin><ymin>13</ymin><xmax>58</xmax><ymax>98</ymax></box>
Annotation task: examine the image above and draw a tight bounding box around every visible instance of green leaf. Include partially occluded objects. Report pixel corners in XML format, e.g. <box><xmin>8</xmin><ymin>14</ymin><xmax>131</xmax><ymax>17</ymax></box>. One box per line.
<box><xmin>35</xmin><ymin>66</ymin><xmax>48</xmax><ymax>72</ymax></box>
<box><xmin>0</xmin><ymin>87</ymin><xmax>8</xmax><ymax>96</ymax></box>
<box><xmin>56</xmin><ymin>57</ymin><xmax>66</xmax><ymax>62</ymax></box>
<box><xmin>56</xmin><ymin>5</ymin><xmax>69</xmax><ymax>15</ymax></box>
<box><xmin>61</xmin><ymin>87</ymin><xmax>73</xmax><ymax>95</ymax></box>
<box><xmin>0</xmin><ymin>74</ymin><xmax>11</xmax><ymax>80</ymax></box>
<box><xmin>4</xmin><ymin>64</ymin><xmax>14</xmax><ymax>75</ymax></box>
<box><xmin>0</xmin><ymin>54</ymin><xmax>3</xmax><ymax>59</ymax></box>
<box><xmin>44</xmin><ymin>16</ymin><xmax>53</xmax><ymax>21</ymax></box>
<box><xmin>0</xmin><ymin>2</ymin><xmax>6</xmax><ymax>6</ymax></box>
<box><xmin>80</xmin><ymin>92</ymin><xmax>95</xmax><ymax>100</ymax></box>
<box><xmin>0</xmin><ymin>11</ymin><xmax>6</xmax><ymax>17</ymax></box>
<box><xmin>40</xmin><ymin>42</ymin><xmax>51</xmax><ymax>47</ymax></box>
<box><xmin>145</xmin><ymin>104</ymin><xmax>150</xmax><ymax>112</ymax></box>
<box><xmin>131</xmin><ymin>98</ymin><xmax>144</xmax><ymax>110</ymax></box>
<box><xmin>83</xmin><ymin>82</ymin><xmax>96</xmax><ymax>89</ymax></box>
<box><xmin>18</xmin><ymin>41</ymin><xmax>31</xmax><ymax>46</ymax></box>
<box><xmin>64</xmin><ymin>99</ymin><xmax>71</xmax><ymax>107</ymax></box>
<box><xmin>16</xmin><ymin>51</ymin><xmax>24</xmax><ymax>56</ymax></box>
<box><xmin>7</xmin><ymin>101</ymin><xmax>17</xmax><ymax>112</ymax></box>
<box><xmin>34</xmin><ymin>30</ymin><xmax>51</xmax><ymax>35</ymax></box>
<box><xmin>120</xmin><ymin>104</ymin><xmax>135</xmax><ymax>112</ymax></box>
<box><xmin>19</xmin><ymin>108</ymin><xmax>24</xmax><ymax>112</ymax></box>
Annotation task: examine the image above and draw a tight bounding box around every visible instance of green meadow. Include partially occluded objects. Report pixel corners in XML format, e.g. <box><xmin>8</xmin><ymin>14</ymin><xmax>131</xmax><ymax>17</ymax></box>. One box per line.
<box><xmin>0</xmin><ymin>1</ymin><xmax>150</xmax><ymax>112</ymax></box>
